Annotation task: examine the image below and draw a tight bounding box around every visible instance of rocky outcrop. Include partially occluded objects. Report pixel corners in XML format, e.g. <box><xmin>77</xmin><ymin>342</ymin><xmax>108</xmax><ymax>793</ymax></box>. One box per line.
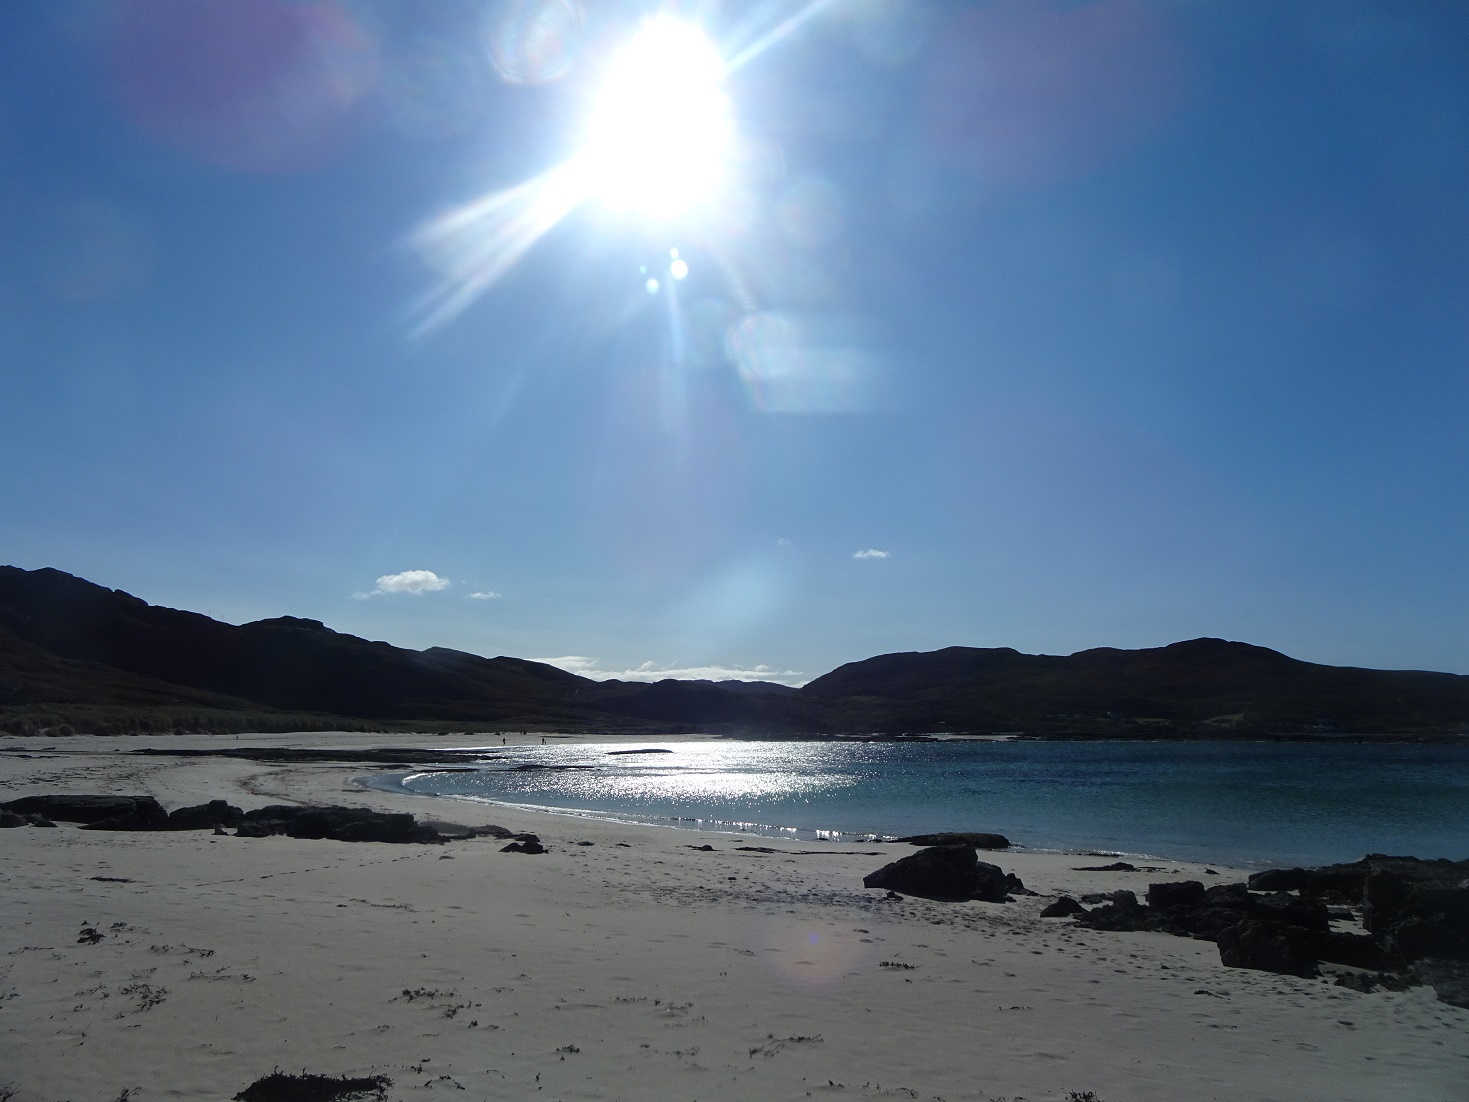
<box><xmin>1248</xmin><ymin>855</ymin><xmax>1469</xmax><ymax>905</ymax></box>
<box><xmin>1414</xmin><ymin>958</ymin><xmax>1469</xmax><ymax>1009</ymax></box>
<box><xmin>2</xmin><ymin>794</ymin><xmax>167</xmax><ymax>828</ymax></box>
<box><xmin>165</xmin><ymin>800</ymin><xmax>245</xmax><ymax>830</ymax></box>
<box><xmin>1147</xmin><ymin>880</ymin><xmax>1205</xmax><ymax>911</ymax></box>
<box><xmin>1363</xmin><ymin>865</ymin><xmax>1469</xmax><ymax>962</ymax></box>
<box><xmin>1067</xmin><ymin>858</ymin><xmax>1469</xmax><ymax>1006</ymax></box>
<box><xmin>237</xmin><ymin>805</ymin><xmax>434</xmax><ymax>843</ymax></box>
<box><xmin>893</xmin><ymin>832</ymin><xmax>1010</xmax><ymax>850</ymax></box>
<box><xmin>1217</xmin><ymin>919</ymin><xmax>1319</xmax><ymax>978</ymax></box>
<box><xmin>862</xmin><ymin>845</ymin><xmax>1013</xmax><ymax>902</ymax></box>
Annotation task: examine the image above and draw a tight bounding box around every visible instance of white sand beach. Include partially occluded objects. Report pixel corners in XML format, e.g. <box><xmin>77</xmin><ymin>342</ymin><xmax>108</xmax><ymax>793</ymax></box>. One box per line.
<box><xmin>1</xmin><ymin>733</ymin><xmax>1464</xmax><ymax>1101</ymax></box>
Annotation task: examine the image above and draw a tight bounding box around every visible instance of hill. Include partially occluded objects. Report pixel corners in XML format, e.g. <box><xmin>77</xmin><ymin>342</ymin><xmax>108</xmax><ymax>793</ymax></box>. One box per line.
<box><xmin>2</xmin><ymin>566</ymin><xmax>1466</xmax><ymax>737</ymax></box>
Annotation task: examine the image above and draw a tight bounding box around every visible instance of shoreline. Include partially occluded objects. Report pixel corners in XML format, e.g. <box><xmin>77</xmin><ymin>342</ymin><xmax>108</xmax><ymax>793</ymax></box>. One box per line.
<box><xmin>2</xmin><ymin>732</ymin><xmax>1464</xmax><ymax>1101</ymax></box>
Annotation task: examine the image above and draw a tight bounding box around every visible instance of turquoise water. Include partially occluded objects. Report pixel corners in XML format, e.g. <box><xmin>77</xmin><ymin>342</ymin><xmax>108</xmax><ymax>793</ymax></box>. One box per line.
<box><xmin>376</xmin><ymin>739</ymin><xmax>1469</xmax><ymax>868</ymax></box>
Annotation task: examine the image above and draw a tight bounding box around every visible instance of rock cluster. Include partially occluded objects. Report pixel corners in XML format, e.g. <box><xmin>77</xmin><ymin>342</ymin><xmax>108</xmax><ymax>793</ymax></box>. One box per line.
<box><xmin>0</xmin><ymin>793</ymin><xmax>524</xmax><ymax>847</ymax></box>
<box><xmin>1060</xmin><ymin>855</ymin><xmax>1469</xmax><ymax>1008</ymax></box>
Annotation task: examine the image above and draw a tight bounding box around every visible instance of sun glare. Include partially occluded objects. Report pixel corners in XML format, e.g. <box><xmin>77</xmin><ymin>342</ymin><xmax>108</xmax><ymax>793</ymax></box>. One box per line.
<box><xmin>576</xmin><ymin>17</ymin><xmax>733</xmax><ymax>221</ymax></box>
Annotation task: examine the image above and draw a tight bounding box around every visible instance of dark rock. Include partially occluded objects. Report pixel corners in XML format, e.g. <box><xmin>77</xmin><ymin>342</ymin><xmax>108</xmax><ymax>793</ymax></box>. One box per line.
<box><xmin>238</xmin><ymin>805</ymin><xmax>424</xmax><ymax>843</ymax></box>
<box><xmin>1076</xmin><ymin>891</ymin><xmax>1149</xmax><ymax>932</ymax></box>
<box><xmin>1311</xmin><ymin>931</ymin><xmax>1399</xmax><ymax>971</ymax></box>
<box><xmin>511</xmin><ymin>832</ymin><xmax>540</xmax><ymax>845</ymax></box>
<box><xmin>4</xmin><ymin>794</ymin><xmax>167</xmax><ymax>828</ymax></box>
<box><xmin>1203</xmin><ymin>882</ymin><xmax>1251</xmax><ymax>908</ymax></box>
<box><xmin>1247</xmin><ymin>867</ymin><xmax>1308</xmax><ymax>892</ymax></box>
<box><xmin>1414</xmin><ymin>958</ymin><xmax>1469</xmax><ymax>1009</ymax></box>
<box><xmin>165</xmin><ymin>800</ymin><xmax>245</xmax><ymax>830</ymax></box>
<box><xmin>232</xmin><ymin>1069</ymin><xmax>392</xmax><ymax>1101</ymax></box>
<box><xmin>1080</xmin><ymin>890</ymin><xmax>1138</xmax><ymax>906</ymax></box>
<box><xmin>1004</xmin><ymin>872</ymin><xmax>1034</xmax><ymax>896</ymax></box>
<box><xmin>1072</xmin><ymin>861</ymin><xmax>1137</xmax><ymax>872</ymax></box>
<box><xmin>862</xmin><ymin>844</ymin><xmax>1010</xmax><ymax>902</ymax></box>
<box><xmin>470</xmin><ymin>824</ymin><xmax>514</xmax><ymax>839</ymax></box>
<box><xmin>501</xmin><ymin>840</ymin><xmax>546</xmax><ymax>854</ymax></box>
<box><xmin>1251</xmin><ymin>855</ymin><xmax>1469</xmax><ymax>904</ymax></box>
<box><xmin>1252</xmin><ymin>891</ymin><xmax>1329</xmax><ymax>931</ymax></box>
<box><xmin>0</xmin><ymin>811</ymin><xmax>25</xmax><ymax>828</ymax></box>
<box><xmin>895</xmin><ymin>832</ymin><xmax>1010</xmax><ymax>850</ymax></box>
<box><xmin>1331</xmin><ymin>969</ymin><xmax>1414</xmax><ymax>994</ymax></box>
<box><xmin>1364</xmin><ymin>867</ymin><xmax>1469</xmax><ymax>961</ymax></box>
<box><xmin>687</xmin><ymin>844</ymin><xmax>715</xmax><ymax>851</ymax></box>
<box><xmin>1040</xmin><ymin>896</ymin><xmax>1085</xmax><ymax>918</ymax></box>
<box><xmin>1148</xmin><ymin>881</ymin><xmax>1206</xmax><ymax>911</ymax></box>
<box><xmin>1217</xmin><ymin>920</ymin><xmax>1319</xmax><ymax>977</ymax></box>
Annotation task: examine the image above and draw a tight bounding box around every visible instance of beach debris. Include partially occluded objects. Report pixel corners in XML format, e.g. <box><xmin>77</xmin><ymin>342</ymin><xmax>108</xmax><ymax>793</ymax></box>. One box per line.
<box><xmin>748</xmin><ymin>1033</ymin><xmax>823</xmax><ymax>1057</ymax></box>
<box><xmin>687</xmin><ymin>844</ymin><xmax>715</xmax><ymax>851</ymax></box>
<box><xmin>77</xmin><ymin>926</ymin><xmax>103</xmax><ymax>944</ymax></box>
<box><xmin>233</xmin><ymin>1069</ymin><xmax>391</xmax><ymax>1101</ymax></box>
<box><xmin>862</xmin><ymin>844</ymin><xmax>1015</xmax><ymax>902</ymax></box>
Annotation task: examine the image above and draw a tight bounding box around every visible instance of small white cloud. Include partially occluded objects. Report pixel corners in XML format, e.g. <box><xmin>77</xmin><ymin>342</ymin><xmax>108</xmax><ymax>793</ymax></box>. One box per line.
<box><xmin>853</xmin><ymin>548</ymin><xmax>891</xmax><ymax>560</ymax></box>
<box><xmin>354</xmin><ymin>569</ymin><xmax>451</xmax><ymax>599</ymax></box>
<box><xmin>467</xmin><ymin>591</ymin><xmax>501</xmax><ymax>600</ymax></box>
<box><xmin>775</xmin><ymin>537</ymin><xmax>792</xmax><ymax>547</ymax></box>
<box><xmin>535</xmin><ymin>656</ymin><xmax>808</xmax><ymax>688</ymax></box>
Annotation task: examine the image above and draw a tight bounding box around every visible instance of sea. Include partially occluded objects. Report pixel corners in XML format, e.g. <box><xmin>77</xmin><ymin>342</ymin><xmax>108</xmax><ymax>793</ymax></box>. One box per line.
<box><xmin>369</xmin><ymin>738</ymin><xmax>1469</xmax><ymax>869</ymax></box>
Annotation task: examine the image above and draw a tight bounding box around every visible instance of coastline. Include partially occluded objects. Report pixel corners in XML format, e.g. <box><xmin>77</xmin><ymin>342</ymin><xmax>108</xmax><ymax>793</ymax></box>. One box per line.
<box><xmin>1</xmin><ymin>733</ymin><xmax>1464</xmax><ymax>1101</ymax></box>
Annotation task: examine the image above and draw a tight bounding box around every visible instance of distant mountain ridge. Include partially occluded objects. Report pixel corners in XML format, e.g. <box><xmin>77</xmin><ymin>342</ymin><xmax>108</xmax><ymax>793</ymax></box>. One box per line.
<box><xmin>2</xmin><ymin>566</ymin><xmax>1466</xmax><ymax>737</ymax></box>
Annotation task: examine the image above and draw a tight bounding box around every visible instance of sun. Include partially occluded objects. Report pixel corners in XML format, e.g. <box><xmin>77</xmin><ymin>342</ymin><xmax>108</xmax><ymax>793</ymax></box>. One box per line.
<box><xmin>575</xmin><ymin>16</ymin><xmax>734</xmax><ymax>222</ymax></box>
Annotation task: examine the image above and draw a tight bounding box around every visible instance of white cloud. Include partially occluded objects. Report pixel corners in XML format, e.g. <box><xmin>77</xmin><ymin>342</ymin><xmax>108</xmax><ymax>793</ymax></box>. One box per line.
<box><xmin>775</xmin><ymin>537</ymin><xmax>792</xmax><ymax>547</ymax></box>
<box><xmin>467</xmin><ymin>591</ymin><xmax>501</xmax><ymax>600</ymax></box>
<box><xmin>353</xmin><ymin>569</ymin><xmax>451</xmax><ymax>599</ymax></box>
<box><xmin>852</xmin><ymin>548</ymin><xmax>891</xmax><ymax>560</ymax></box>
<box><xmin>535</xmin><ymin>656</ymin><xmax>808</xmax><ymax>687</ymax></box>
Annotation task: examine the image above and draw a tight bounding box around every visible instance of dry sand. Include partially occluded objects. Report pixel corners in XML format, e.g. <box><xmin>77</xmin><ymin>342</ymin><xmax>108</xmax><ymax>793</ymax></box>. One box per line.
<box><xmin>1</xmin><ymin>733</ymin><xmax>1464</xmax><ymax>1101</ymax></box>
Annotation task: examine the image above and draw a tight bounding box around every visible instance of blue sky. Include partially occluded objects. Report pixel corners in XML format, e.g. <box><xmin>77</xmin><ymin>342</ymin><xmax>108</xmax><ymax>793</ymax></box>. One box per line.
<box><xmin>3</xmin><ymin>0</ymin><xmax>1467</xmax><ymax>684</ymax></box>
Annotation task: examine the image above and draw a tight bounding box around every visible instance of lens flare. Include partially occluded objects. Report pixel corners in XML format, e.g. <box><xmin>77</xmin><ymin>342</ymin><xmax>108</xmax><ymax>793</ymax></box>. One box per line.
<box><xmin>575</xmin><ymin>16</ymin><xmax>733</xmax><ymax>220</ymax></box>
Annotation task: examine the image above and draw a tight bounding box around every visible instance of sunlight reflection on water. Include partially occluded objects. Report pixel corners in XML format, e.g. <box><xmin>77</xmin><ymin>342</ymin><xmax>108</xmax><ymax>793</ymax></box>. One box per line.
<box><xmin>386</xmin><ymin>738</ymin><xmax>1469</xmax><ymax>867</ymax></box>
